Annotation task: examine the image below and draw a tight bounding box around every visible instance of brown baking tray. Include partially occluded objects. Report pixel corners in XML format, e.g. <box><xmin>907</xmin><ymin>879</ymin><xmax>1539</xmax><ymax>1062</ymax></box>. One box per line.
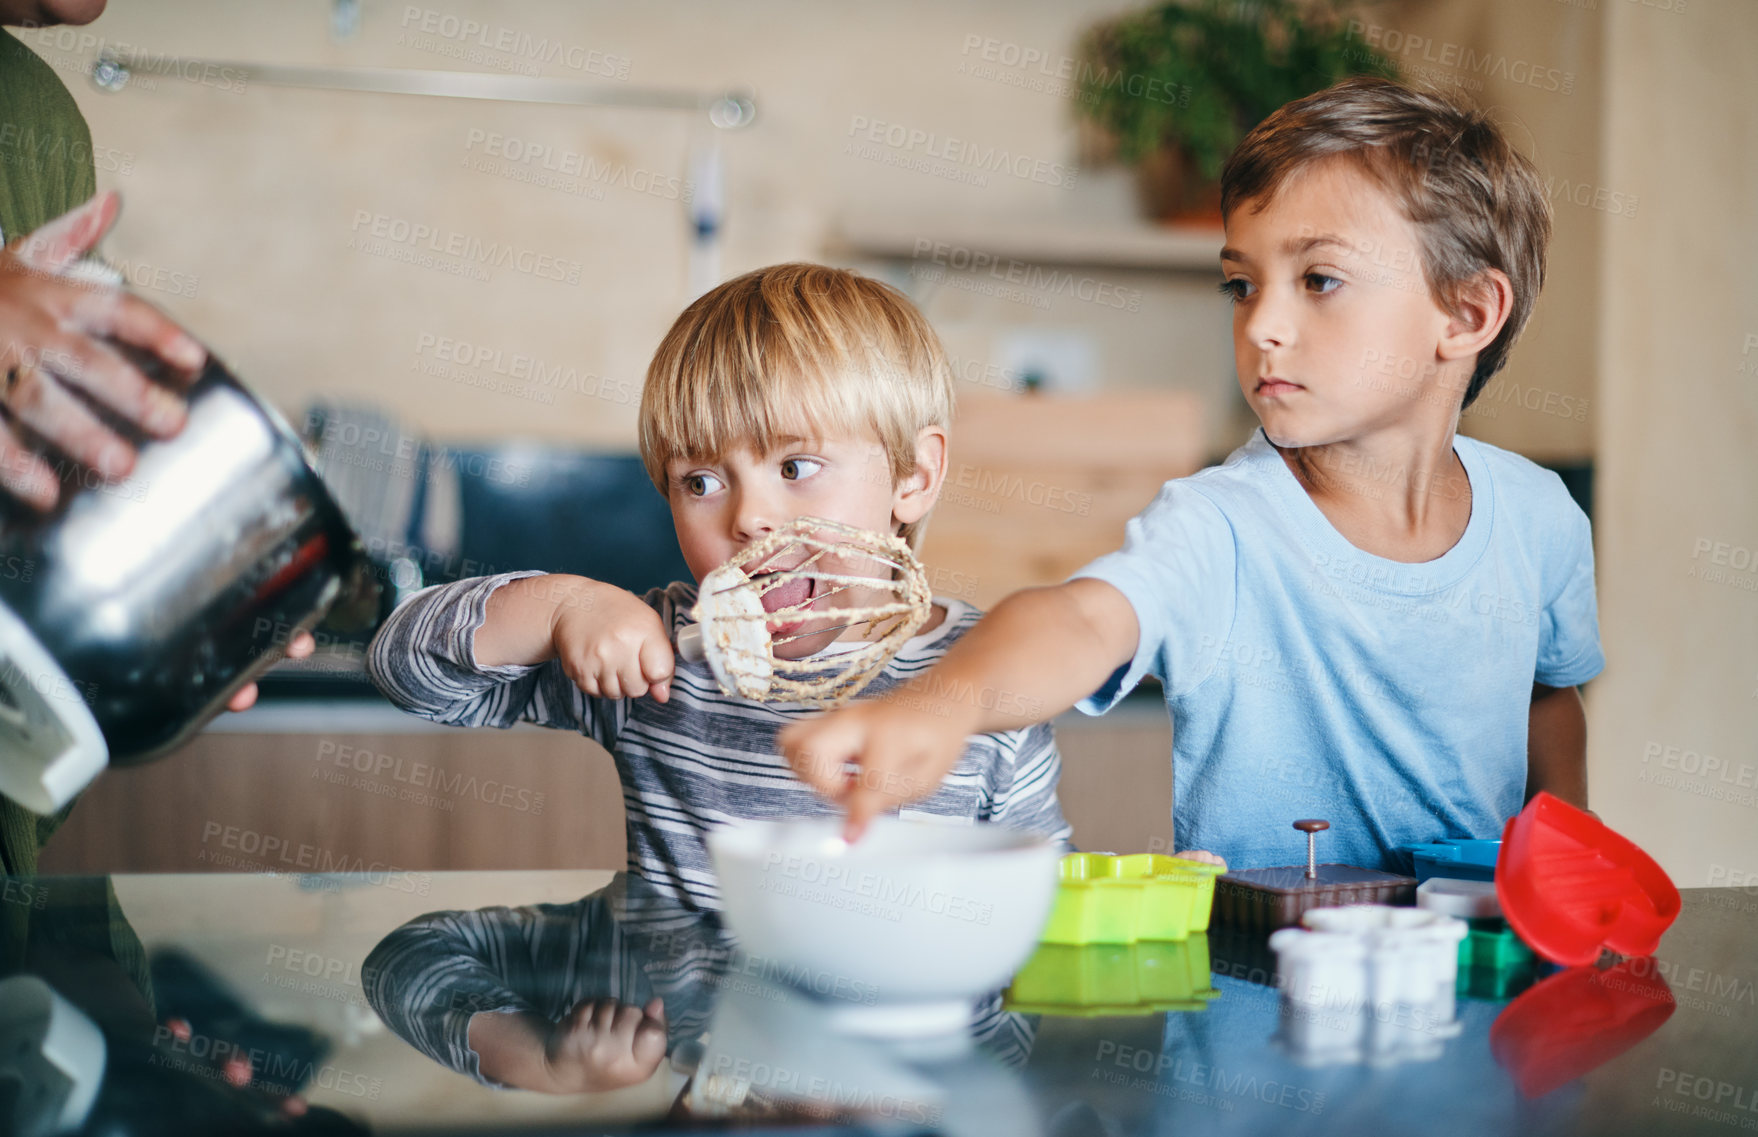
<box><xmin>1213</xmin><ymin>863</ymin><xmax>1419</xmax><ymax>932</ymax></box>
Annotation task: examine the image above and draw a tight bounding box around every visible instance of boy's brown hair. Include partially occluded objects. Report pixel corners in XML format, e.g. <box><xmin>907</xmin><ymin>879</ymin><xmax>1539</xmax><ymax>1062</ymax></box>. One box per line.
<box><xmin>639</xmin><ymin>263</ymin><xmax>955</xmax><ymax>549</ymax></box>
<box><xmin>1221</xmin><ymin>76</ymin><xmax>1551</xmax><ymax>409</ymax></box>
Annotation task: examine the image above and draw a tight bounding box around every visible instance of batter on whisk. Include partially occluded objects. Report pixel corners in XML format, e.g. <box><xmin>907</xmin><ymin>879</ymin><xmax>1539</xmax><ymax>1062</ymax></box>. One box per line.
<box><xmin>681</xmin><ymin>516</ymin><xmax>933</xmax><ymax>705</ymax></box>
<box><xmin>366</xmin><ymin>263</ymin><xmax>1071</xmax><ymax>913</ymax></box>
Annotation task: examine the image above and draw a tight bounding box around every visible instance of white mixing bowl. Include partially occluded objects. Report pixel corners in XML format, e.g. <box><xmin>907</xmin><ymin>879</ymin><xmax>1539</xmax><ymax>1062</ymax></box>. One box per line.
<box><xmin>707</xmin><ymin>817</ymin><xmax>1060</xmax><ymax>1032</ymax></box>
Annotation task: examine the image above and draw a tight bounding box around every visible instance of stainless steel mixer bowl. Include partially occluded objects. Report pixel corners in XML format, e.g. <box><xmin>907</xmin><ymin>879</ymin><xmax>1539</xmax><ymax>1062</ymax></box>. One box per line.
<box><xmin>0</xmin><ymin>353</ymin><xmax>377</xmax><ymax>766</ymax></box>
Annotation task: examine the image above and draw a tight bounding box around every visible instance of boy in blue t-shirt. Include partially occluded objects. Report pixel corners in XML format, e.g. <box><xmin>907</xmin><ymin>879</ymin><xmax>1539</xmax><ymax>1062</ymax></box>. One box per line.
<box><xmin>781</xmin><ymin>77</ymin><xmax>1604</xmax><ymax>872</ymax></box>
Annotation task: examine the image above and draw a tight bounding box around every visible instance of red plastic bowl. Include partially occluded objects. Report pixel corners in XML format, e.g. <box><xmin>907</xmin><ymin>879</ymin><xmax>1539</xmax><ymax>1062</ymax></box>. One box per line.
<box><xmin>1495</xmin><ymin>792</ymin><xmax>1681</xmax><ymax>966</ymax></box>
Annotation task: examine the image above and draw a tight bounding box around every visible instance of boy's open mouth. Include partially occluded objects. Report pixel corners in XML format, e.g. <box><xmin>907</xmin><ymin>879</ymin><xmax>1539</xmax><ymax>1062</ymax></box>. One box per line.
<box><xmin>754</xmin><ymin>567</ymin><xmax>834</xmax><ymax>646</ymax></box>
<box><xmin>758</xmin><ymin>572</ymin><xmax>816</xmax><ymax>619</ymax></box>
<box><xmin>744</xmin><ymin>536</ymin><xmax>892</xmax><ymax>648</ymax></box>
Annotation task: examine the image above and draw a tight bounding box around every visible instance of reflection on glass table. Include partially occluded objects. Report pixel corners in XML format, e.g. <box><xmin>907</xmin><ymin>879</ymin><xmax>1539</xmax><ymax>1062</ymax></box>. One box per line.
<box><xmin>1</xmin><ymin>869</ymin><xmax>1752</xmax><ymax>1136</ymax></box>
<box><xmin>362</xmin><ymin>871</ymin><xmax>1038</xmax><ymax>1133</ymax></box>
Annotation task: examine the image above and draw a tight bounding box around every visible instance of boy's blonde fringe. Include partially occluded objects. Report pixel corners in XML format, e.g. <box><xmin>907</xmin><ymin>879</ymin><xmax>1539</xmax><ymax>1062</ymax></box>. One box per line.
<box><xmin>639</xmin><ymin>263</ymin><xmax>955</xmax><ymax>550</ymax></box>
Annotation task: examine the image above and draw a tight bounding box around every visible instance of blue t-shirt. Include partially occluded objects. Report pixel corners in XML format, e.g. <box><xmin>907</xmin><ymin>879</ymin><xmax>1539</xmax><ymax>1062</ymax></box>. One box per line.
<box><xmin>1072</xmin><ymin>427</ymin><xmax>1604</xmax><ymax>872</ymax></box>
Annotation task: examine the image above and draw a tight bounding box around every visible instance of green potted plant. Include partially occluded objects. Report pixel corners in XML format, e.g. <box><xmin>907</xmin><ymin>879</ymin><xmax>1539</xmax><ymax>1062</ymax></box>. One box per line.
<box><xmin>1075</xmin><ymin>0</ymin><xmax>1395</xmax><ymax>224</ymax></box>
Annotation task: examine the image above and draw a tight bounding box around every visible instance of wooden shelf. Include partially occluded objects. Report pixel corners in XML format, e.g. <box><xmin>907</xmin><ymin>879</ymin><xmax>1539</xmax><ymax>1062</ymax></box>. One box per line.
<box><xmin>919</xmin><ymin>392</ymin><xmax>1206</xmax><ymax>609</ymax></box>
<box><xmin>832</xmin><ymin>215</ymin><xmax>1223</xmax><ymax>272</ymax></box>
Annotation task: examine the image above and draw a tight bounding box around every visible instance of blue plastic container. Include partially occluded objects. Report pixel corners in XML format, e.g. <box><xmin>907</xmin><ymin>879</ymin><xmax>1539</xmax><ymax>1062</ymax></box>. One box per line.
<box><xmin>1403</xmin><ymin>839</ymin><xmax>1501</xmax><ymax>883</ymax></box>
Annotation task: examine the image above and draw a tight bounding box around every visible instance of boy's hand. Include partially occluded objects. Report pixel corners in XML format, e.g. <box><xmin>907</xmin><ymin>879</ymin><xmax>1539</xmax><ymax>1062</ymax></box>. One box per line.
<box><xmin>543</xmin><ymin>998</ymin><xmax>668</xmax><ymax>1094</ymax></box>
<box><xmin>778</xmin><ymin>689</ymin><xmax>979</xmax><ymax>841</ymax></box>
<box><xmin>781</xmin><ymin>581</ymin><xmax>1139</xmax><ymax>842</ymax></box>
<box><xmin>548</xmin><ymin>578</ymin><xmax>676</xmax><ymax>702</ymax></box>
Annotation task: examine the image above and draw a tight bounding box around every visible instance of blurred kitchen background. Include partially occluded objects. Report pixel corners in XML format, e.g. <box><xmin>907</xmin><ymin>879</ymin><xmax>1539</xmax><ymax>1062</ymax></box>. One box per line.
<box><xmin>30</xmin><ymin>0</ymin><xmax>1755</xmax><ymax>887</ymax></box>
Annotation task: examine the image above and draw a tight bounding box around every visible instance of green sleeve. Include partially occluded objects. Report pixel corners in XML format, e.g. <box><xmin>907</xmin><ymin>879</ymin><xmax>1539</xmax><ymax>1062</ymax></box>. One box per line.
<box><xmin>0</xmin><ymin>27</ymin><xmax>98</xmax><ymax>240</ymax></box>
<box><xmin>0</xmin><ymin>31</ymin><xmax>143</xmax><ymax>1007</ymax></box>
<box><xmin>0</xmin><ymin>28</ymin><xmax>96</xmax><ymax>862</ymax></box>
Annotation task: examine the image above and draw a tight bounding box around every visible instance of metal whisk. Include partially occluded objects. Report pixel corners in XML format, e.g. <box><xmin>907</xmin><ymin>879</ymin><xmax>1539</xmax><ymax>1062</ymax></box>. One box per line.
<box><xmin>675</xmin><ymin>517</ymin><xmax>932</xmax><ymax>705</ymax></box>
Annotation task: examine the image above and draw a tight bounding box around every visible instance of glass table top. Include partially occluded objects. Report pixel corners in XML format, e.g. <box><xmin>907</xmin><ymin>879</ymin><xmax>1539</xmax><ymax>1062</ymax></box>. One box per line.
<box><xmin>3</xmin><ymin>868</ymin><xmax>1754</xmax><ymax>1136</ymax></box>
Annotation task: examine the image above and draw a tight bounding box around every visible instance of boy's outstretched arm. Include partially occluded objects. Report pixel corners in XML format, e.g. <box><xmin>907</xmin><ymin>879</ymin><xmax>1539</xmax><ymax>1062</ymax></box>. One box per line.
<box><xmin>779</xmin><ymin>578</ymin><xmax>1139</xmax><ymax>839</ymax></box>
<box><xmin>477</xmin><ymin>574</ymin><xmax>676</xmax><ymax>702</ymax></box>
<box><xmin>1526</xmin><ymin>682</ymin><xmax>1588</xmax><ymax>810</ymax></box>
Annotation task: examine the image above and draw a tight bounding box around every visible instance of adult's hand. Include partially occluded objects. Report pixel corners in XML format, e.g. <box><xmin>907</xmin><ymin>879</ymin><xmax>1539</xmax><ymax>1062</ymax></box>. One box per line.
<box><xmin>0</xmin><ymin>191</ymin><xmax>206</xmax><ymax>509</ymax></box>
<box><xmin>225</xmin><ymin>631</ymin><xmax>317</xmax><ymax>712</ymax></box>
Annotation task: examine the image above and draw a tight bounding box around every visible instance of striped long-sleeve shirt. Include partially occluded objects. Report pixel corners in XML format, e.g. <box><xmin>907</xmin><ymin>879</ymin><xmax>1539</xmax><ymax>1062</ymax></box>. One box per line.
<box><xmin>363</xmin><ymin>874</ymin><xmax>727</xmax><ymax>1085</ymax></box>
<box><xmin>366</xmin><ymin>573</ymin><xmax>1072</xmax><ymax>911</ymax></box>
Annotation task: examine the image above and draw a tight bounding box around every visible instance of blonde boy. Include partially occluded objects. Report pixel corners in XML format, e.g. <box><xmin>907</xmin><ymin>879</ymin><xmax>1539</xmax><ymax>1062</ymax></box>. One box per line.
<box><xmin>782</xmin><ymin>78</ymin><xmax>1603</xmax><ymax>872</ymax></box>
<box><xmin>368</xmin><ymin>264</ymin><xmax>1070</xmax><ymax>909</ymax></box>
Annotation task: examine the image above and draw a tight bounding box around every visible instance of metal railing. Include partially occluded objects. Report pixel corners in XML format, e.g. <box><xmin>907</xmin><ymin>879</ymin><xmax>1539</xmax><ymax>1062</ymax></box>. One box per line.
<box><xmin>88</xmin><ymin>52</ymin><xmax>756</xmax><ymax>129</ymax></box>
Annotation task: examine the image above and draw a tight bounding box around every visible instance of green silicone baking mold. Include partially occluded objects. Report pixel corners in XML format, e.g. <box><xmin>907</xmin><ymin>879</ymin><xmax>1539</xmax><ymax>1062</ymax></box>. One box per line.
<box><xmin>1039</xmin><ymin>852</ymin><xmax>1224</xmax><ymax>945</ymax></box>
